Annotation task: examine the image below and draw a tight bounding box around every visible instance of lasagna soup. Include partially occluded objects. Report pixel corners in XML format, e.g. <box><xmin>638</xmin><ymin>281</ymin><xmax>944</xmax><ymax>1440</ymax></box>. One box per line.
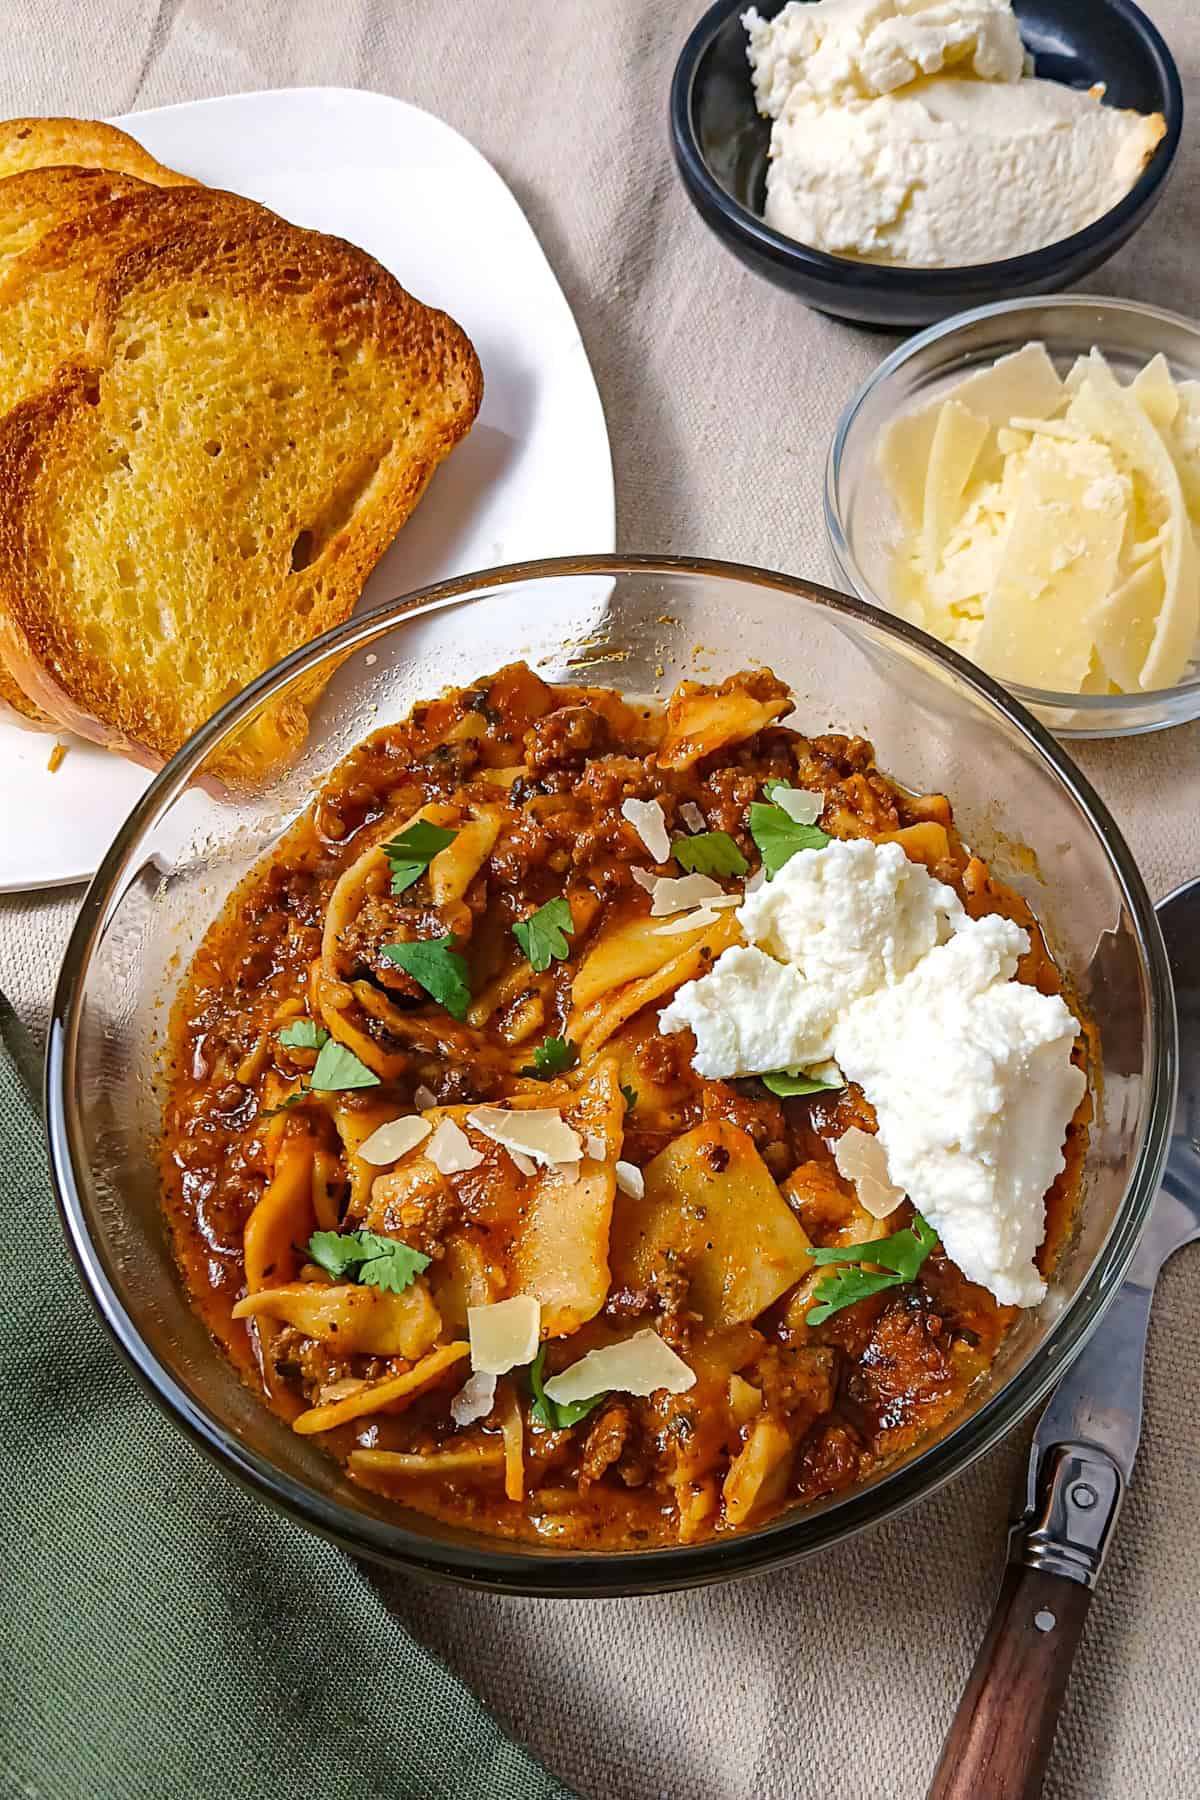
<box><xmin>162</xmin><ymin>663</ymin><xmax>1088</xmax><ymax>1548</ymax></box>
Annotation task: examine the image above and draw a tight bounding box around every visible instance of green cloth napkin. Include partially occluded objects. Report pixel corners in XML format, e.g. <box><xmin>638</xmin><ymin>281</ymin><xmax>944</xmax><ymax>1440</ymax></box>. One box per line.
<box><xmin>0</xmin><ymin>997</ymin><xmax>568</xmax><ymax>1800</ymax></box>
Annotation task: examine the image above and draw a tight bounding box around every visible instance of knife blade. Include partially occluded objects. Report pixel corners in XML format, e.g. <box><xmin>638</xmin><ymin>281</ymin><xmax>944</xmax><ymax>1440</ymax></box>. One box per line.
<box><xmin>1014</xmin><ymin>878</ymin><xmax>1200</xmax><ymax>1590</ymax></box>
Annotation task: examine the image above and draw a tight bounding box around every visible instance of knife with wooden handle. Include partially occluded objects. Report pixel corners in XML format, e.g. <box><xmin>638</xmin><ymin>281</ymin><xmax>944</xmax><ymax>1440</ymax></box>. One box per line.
<box><xmin>929</xmin><ymin>877</ymin><xmax>1199</xmax><ymax>1800</ymax></box>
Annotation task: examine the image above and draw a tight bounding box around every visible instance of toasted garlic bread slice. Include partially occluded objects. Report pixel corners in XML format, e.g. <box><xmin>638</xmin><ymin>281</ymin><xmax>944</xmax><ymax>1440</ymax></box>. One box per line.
<box><xmin>0</xmin><ymin>181</ymin><xmax>269</xmax><ymax>726</ymax></box>
<box><xmin>0</xmin><ymin>169</ymin><xmax>154</xmax><ymax>720</ymax></box>
<box><xmin>0</xmin><ymin>165</ymin><xmax>150</xmax><ymax>273</ymax></box>
<box><xmin>0</xmin><ymin>117</ymin><xmax>195</xmax><ymax>188</ymax></box>
<box><xmin>0</xmin><ymin>216</ymin><xmax>482</xmax><ymax>776</ymax></box>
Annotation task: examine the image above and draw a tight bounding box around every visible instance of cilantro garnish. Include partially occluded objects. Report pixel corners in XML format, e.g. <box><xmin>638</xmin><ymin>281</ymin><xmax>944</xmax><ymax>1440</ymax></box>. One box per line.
<box><xmin>307</xmin><ymin>1229</ymin><xmax>430</xmax><ymax>1293</ymax></box>
<box><xmin>521</xmin><ymin>1035</ymin><xmax>579</xmax><ymax>1080</ymax></box>
<box><xmin>620</xmin><ymin>1082</ymin><xmax>638</xmax><ymax>1113</ymax></box>
<box><xmin>277</xmin><ymin>1019</ymin><xmax>329</xmax><ymax>1051</ymax></box>
<box><xmin>528</xmin><ymin>1345</ymin><xmax>608</xmax><ymax>1430</ymax></box>
<box><xmin>264</xmin><ymin>1027</ymin><xmax>378</xmax><ymax>1111</ymax></box>
<box><xmin>259</xmin><ymin>1089</ymin><xmax>308</xmax><ymax>1119</ymax></box>
<box><xmin>380</xmin><ymin>820</ymin><xmax>458</xmax><ymax>895</ymax></box>
<box><xmin>748</xmin><ymin>794</ymin><xmax>831</xmax><ymax>878</ymax></box>
<box><xmin>806</xmin><ymin>1214</ymin><xmax>938</xmax><ymax>1325</ymax></box>
<box><xmin>671</xmin><ymin>831</ymin><xmax>748</xmax><ymax>878</ymax></box>
<box><xmin>761</xmin><ymin>1069</ymin><xmax>842</xmax><ymax>1098</ymax></box>
<box><xmin>512</xmin><ymin>897</ymin><xmax>575</xmax><ymax>974</ymax></box>
<box><xmin>311</xmin><ymin>1038</ymin><xmax>381</xmax><ymax>1091</ymax></box>
<box><xmin>382</xmin><ymin>934</ymin><xmax>472</xmax><ymax>1021</ymax></box>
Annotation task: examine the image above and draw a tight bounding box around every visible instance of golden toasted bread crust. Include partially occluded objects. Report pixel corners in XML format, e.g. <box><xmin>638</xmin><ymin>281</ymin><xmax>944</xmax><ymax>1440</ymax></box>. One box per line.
<box><xmin>0</xmin><ymin>209</ymin><xmax>482</xmax><ymax>773</ymax></box>
<box><xmin>0</xmin><ymin>118</ymin><xmax>196</xmax><ymax>188</ymax></box>
<box><xmin>0</xmin><ymin>181</ymin><xmax>273</xmax><ymax>726</ymax></box>
<box><xmin>0</xmin><ymin>166</ymin><xmax>150</xmax><ymax>268</ymax></box>
<box><xmin>0</xmin><ymin>162</ymin><xmax>187</xmax><ymax>719</ymax></box>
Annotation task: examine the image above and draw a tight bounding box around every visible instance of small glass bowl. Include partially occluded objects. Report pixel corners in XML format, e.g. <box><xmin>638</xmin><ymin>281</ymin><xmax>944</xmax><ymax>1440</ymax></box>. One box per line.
<box><xmin>47</xmin><ymin>558</ymin><xmax>1175</xmax><ymax>1594</ymax></box>
<box><xmin>825</xmin><ymin>296</ymin><xmax>1200</xmax><ymax>738</ymax></box>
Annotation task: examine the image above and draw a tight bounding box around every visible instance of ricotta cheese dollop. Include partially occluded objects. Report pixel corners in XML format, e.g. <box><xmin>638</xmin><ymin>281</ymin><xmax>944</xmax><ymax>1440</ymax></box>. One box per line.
<box><xmin>744</xmin><ymin>0</ymin><xmax>1166</xmax><ymax>268</ymax></box>
<box><xmin>659</xmin><ymin>836</ymin><xmax>1084</xmax><ymax>1306</ymax></box>
<box><xmin>833</xmin><ymin>914</ymin><xmax>1085</xmax><ymax>1305</ymax></box>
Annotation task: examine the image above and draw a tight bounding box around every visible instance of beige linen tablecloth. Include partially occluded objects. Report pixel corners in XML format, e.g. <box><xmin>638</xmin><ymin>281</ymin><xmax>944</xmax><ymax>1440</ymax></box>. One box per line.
<box><xmin>3</xmin><ymin>4</ymin><xmax>1198</xmax><ymax>1795</ymax></box>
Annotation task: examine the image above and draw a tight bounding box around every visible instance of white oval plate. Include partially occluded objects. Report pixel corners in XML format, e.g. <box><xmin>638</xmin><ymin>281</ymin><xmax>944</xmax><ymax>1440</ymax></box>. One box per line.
<box><xmin>2</xmin><ymin>86</ymin><xmax>614</xmax><ymax>892</ymax></box>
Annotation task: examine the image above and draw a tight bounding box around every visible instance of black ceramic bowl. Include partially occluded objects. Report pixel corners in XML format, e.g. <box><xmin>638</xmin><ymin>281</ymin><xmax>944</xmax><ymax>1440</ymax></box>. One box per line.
<box><xmin>669</xmin><ymin>0</ymin><xmax>1183</xmax><ymax>329</ymax></box>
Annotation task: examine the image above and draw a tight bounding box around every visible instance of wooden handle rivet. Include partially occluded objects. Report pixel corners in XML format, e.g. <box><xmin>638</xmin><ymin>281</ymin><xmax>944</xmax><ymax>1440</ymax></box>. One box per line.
<box><xmin>1034</xmin><ymin>1608</ymin><xmax>1057</xmax><ymax>1633</ymax></box>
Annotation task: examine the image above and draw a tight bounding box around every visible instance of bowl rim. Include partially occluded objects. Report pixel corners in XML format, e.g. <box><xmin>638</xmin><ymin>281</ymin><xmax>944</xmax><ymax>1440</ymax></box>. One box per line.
<box><xmin>46</xmin><ymin>552</ymin><xmax>1178</xmax><ymax>1596</ymax></box>
<box><xmin>669</xmin><ymin>0</ymin><xmax>1183</xmax><ymax>294</ymax></box>
<box><xmin>824</xmin><ymin>293</ymin><xmax>1200</xmax><ymax>724</ymax></box>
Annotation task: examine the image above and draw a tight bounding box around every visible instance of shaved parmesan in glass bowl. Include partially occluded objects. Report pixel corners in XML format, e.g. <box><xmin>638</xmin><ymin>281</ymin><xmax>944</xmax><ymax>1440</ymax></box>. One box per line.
<box><xmin>827</xmin><ymin>295</ymin><xmax>1200</xmax><ymax>738</ymax></box>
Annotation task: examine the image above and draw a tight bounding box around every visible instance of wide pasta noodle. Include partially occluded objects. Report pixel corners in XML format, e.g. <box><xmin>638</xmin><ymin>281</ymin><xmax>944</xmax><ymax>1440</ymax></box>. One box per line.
<box><xmin>573</xmin><ymin>910</ymin><xmax>739</xmax><ymax>1057</ymax></box>
<box><xmin>243</xmin><ymin>1136</ymin><xmax>315</xmax><ymax>1293</ymax></box>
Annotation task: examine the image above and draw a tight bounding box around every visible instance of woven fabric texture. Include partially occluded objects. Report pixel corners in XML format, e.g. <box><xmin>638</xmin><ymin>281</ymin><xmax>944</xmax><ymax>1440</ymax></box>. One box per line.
<box><xmin>0</xmin><ymin>997</ymin><xmax>567</xmax><ymax>1800</ymax></box>
<box><xmin>0</xmin><ymin>2</ymin><xmax>1198</xmax><ymax>1795</ymax></box>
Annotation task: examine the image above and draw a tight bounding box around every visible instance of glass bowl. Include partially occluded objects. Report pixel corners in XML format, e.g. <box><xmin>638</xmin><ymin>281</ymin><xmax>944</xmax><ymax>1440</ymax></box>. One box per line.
<box><xmin>826</xmin><ymin>295</ymin><xmax>1200</xmax><ymax>738</ymax></box>
<box><xmin>47</xmin><ymin>557</ymin><xmax>1176</xmax><ymax>1596</ymax></box>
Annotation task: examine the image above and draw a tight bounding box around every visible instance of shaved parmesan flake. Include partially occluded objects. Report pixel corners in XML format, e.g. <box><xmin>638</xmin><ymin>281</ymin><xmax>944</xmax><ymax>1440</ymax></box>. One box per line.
<box><xmin>923</xmin><ymin>398</ymin><xmax>989</xmax><ymax>571</ymax></box>
<box><xmin>466</xmin><ymin>1106</ymin><xmax>583</xmax><ymax>1169</ymax></box>
<box><xmin>1068</xmin><ymin>351</ymin><xmax>1200</xmax><ymax>690</ymax></box>
<box><xmin>648</xmin><ymin>873</ymin><xmax>725</xmax><ymax>916</ymax></box>
<box><xmin>621</xmin><ymin>798</ymin><xmax>671</xmax><ymax>863</ymax></box>
<box><xmin>427</xmin><ymin>1117</ymin><xmax>484</xmax><ymax>1175</ymax></box>
<box><xmin>680</xmin><ymin>801</ymin><xmax>707</xmax><ymax>834</ymax></box>
<box><xmin>879</xmin><ymin>343</ymin><xmax>1065</xmax><ymax>531</ymax></box>
<box><xmin>467</xmin><ymin>1295</ymin><xmax>541</xmax><ymax>1375</ymax></box>
<box><xmin>414</xmin><ymin>1083</ymin><xmax>437</xmax><ymax>1111</ymax></box>
<box><xmin>972</xmin><ymin>435</ymin><xmax>1125</xmax><ymax>692</ymax></box>
<box><xmin>832</xmin><ymin>1127</ymin><xmax>907</xmax><ymax>1221</ymax></box>
<box><xmin>554</xmin><ymin>1160</ymin><xmax>581</xmax><ymax>1187</ymax></box>
<box><xmin>450</xmin><ymin>1369</ymin><xmax>497</xmax><ymax>1427</ymax></box>
<box><xmin>510</xmin><ymin>1150</ymin><xmax>537</xmax><ymax>1178</ymax></box>
<box><xmin>657</xmin><ymin>907</ymin><xmax>721</xmax><ymax>934</ymax></box>
<box><xmin>584</xmin><ymin>1134</ymin><xmax>606</xmax><ymax>1163</ymax></box>
<box><xmin>615</xmin><ymin>1160</ymin><xmax>644</xmax><ymax>1199</ymax></box>
<box><xmin>630</xmin><ymin>865</ymin><xmax>657</xmax><ymax>893</ymax></box>
<box><xmin>542</xmin><ymin>1329</ymin><xmax>694</xmax><ymax>1405</ymax></box>
<box><xmin>356</xmin><ymin>1115</ymin><xmax>433</xmax><ymax>1166</ymax></box>
<box><xmin>771</xmin><ymin>787</ymin><xmax>824</xmax><ymax>826</ymax></box>
<box><xmin>318</xmin><ymin>1377</ymin><xmax>369</xmax><ymax>1405</ymax></box>
<box><xmin>1132</xmin><ymin>352</ymin><xmax>1179</xmax><ymax>430</ymax></box>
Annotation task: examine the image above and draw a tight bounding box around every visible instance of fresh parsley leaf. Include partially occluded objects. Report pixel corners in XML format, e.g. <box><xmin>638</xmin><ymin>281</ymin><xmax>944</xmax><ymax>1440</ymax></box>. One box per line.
<box><xmin>521</xmin><ymin>1035</ymin><xmax>579</xmax><ymax>1080</ymax></box>
<box><xmin>354</xmin><ymin>1234</ymin><xmax>431</xmax><ymax>1293</ymax></box>
<box><xmin>307</xmin><ymin>1228</ymin><xmax>430</xmax><ymax>1293</ymax></box>
<box><xmin>277</xmin><ymin>1018</ymin><xmax>330</xmax><ymax>1051</ymax></box>
<box><xmin>620</xmin><ymin>1082</ymin><xmax>638</xmax><ymax>1113</ymax></box>
<box><xmin>512</xmin><ymin>897</ymin><xmax>575</xmax><ymax>974</ymax></box>
<box><xmin>260</xmin><ymin>1087</ymin><xmax>309</xmax><ymax>1118</ymax></box>
<box><xmin>382</xmin><ymin>934</ymin><xmax>472</xmax><ymax>1021</ymax></box>
<box><xmin>671</xmin><ymin>831</ymin><xmax>748</xmax><ymax>878</ymax></box>
<box><xmin>810</xmin><ymin>1212</ymin><xmax>937</xmax><ymax>1279</ymax></box>
<box><xmin>310</xmin><ymin>1038</ymin><xmax>381</xmax><ymax>1091</ymax></box>
<box><xmin>806</xmin><ymin>1214</ymin><xmax>938</xmax><ymax>1325</ymax></box>
<box><xmin>380</xmin><ymin>820</ymin><xmax>458</xmax><ymax>895</ymax></box>
<box><xmin>748</xmin><ymin>799</ymin><xmax>831</xmax><ymax>879</ymax></box>
<box><xmin>761</xmin><ymin>1069</ymin><xmax>842</xmax><ymax>1098</ymax></box>
<box><xmin>308</xmin><ymin>1230</ymin><xmax>368</xmax><ymax>1280</ymax></box>
<box><xmin>528</xmin><ymin>1345</ymin><xmax>609</xmax><ymax>1430</ymax></box>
